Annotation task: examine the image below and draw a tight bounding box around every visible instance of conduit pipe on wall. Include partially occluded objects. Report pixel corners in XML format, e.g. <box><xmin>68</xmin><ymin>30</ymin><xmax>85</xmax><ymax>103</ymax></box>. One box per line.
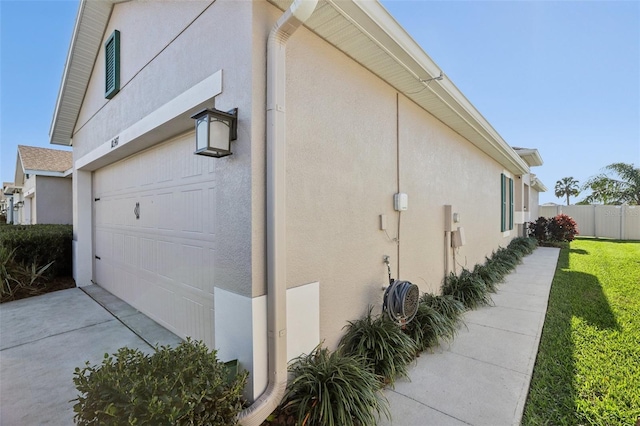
<box><xmin>237</xmin><ymin>0</ymin><xmax>317</xmax><ymax>425</ymax></box>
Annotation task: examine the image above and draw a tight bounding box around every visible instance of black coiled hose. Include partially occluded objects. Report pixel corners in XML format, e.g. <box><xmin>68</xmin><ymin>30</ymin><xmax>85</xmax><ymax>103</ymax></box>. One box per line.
<box><xmin>383</xmin><ymin>280</ymin><xmax>420</xmax><ymax>325</ymax></box>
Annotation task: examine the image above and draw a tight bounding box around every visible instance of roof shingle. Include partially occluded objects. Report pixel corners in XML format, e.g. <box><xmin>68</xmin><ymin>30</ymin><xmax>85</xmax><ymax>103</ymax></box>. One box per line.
<box><xmin>18</xmin><ymin>145</ymin><xmax>72</xmax><ymax>173</ymax></box>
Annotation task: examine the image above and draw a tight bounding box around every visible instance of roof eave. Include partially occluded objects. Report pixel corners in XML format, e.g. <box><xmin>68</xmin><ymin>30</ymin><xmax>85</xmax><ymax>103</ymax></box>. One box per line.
<box><xmin>269</xmin><ymin>0</ymin><xmax>530</xmax><ymax>175</ymax></box>
<box><xmin>49</xmin><ymin>0</ymin><xmax>117</xmax><ymax>146</ymax></box>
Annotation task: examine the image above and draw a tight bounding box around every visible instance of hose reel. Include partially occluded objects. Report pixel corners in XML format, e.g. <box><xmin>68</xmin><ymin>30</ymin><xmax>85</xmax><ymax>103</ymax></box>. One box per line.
<box><xmin>383</xmin><ymin>280</ymin><xmax>420</xmax><ymax>326</ymax></box>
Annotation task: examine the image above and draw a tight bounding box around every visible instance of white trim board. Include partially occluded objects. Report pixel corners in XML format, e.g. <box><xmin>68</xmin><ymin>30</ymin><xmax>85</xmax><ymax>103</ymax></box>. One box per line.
<box><xmin>76</xmin><ymin>71</ymin><xmax>223</xmax><ymax>171</ymax></box>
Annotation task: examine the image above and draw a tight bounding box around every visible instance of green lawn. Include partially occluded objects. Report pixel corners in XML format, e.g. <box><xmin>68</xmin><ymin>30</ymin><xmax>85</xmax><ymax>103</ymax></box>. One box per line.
<box><xmin>523</xmin><ymin>239</ymin><xmax>640</xmax><ymax>425</ymax></box>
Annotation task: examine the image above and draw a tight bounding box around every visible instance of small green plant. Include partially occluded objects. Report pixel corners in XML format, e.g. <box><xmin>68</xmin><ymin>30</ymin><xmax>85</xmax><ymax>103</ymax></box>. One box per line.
<box><xmin>442</xmin><ymin>269</ymin><xmax>492</xmax><ymax>310</ymax></box>
<box><xmin>283</xmin><ymin>345</ymin><xmax>389</xmax><ymax>426</ymax></box>
<box><xmin>420</xmin><ymin>293</ymin><xmax>465</xmax><ymax>326</ymax></box>
<box><xmin>472</xmin><ymin>262</ymin><xmax>502</xmax><ymax>293</ymax></box>
<box><xmin>491</xmin><ymin>247</ymin><xmax>520</xmax><ymax>273</ymax></box>
<box><xmin>0</xmin><ymin>245</ymin><xmax>55</xmax><ymax>303</ymax></box>
<box><xmin>339</xmin><ymin>307</ymin><xmax>417</xmax><ymax>385</ymax></box>
<box><xmin>507</xmin><ymin>237</ymin><xmax>537</xmax><ymax>257</ymax></box>
<box><xmin>404</xmin><ymin>294</ymin><xmax>463</xmax><ymax>351</ymax></box>
<box><xmin>72</xmin><ymin>339</ymin><xmax>247</xmax><ymax>426</ymax></box>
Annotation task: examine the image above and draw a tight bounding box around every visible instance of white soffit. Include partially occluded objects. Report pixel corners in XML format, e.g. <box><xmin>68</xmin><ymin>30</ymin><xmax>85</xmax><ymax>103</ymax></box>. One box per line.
<box><xmin>50</xmin><ymin>0</ymin><xmax>125</xmax><ymax>146</ymax></box>
<box><xmin>268</xmin><ymin>0</ymin><xmax>530</xmax><ymax>175</ymax></box>
<box><xmin>514</xmin><ymin>148</ymin><xmax>544</xmax><ymax>167</ymax></box>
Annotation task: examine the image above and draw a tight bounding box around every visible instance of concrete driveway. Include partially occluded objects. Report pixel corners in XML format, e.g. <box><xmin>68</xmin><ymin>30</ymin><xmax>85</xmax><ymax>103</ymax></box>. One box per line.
<box><xmin>0</xmin><ymin>286</ymin><xmax>182</xmax><ymax>425</ymax></box>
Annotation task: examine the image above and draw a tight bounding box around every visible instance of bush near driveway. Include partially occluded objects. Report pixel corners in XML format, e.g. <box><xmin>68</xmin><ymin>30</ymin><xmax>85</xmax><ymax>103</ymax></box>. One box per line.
<box><xmin>73</xmin><ymin>339</ymin><xmax>248</xmax><ymax>426</ymax></box>
<box><xmin>0</xmin><ymin>224</ymin><xmax>74</xmax><ymax>302</ymax></box>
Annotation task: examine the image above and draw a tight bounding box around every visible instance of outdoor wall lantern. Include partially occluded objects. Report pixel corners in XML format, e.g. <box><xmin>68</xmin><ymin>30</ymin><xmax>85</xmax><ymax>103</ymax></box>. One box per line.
<box><xmin>191</xmin><ymin>107</ymin><xmax>238</xmax><ymax>158</ymax></box>
<box><xmin>15</xmin><ymin>201</ymin><xmax>24</xmax><ymax>208</ymax></box>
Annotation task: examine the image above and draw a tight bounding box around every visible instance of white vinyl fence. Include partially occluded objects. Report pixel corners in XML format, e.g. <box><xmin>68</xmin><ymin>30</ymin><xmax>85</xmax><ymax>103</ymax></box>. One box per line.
<box><xmin>538</xmin><ymin>205</ymin><xmax>640</xmax><ymax>241</ymax></box>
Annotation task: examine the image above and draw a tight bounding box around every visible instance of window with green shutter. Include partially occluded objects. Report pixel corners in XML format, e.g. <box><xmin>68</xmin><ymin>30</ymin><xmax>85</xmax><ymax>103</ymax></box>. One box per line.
<box><xmin>501</xmin><ymin>173</ymin><xmax>506</xmax><ymax>232</ymax></box>
<box><xmin>509</xmin><ymin>177</ymin><xmax>514</xmax><ymax>230</ymax></box>
<box><xmin>105</xmin><ymin>30</ymin><xmax>120</xmax><ymax>99</ymax></box>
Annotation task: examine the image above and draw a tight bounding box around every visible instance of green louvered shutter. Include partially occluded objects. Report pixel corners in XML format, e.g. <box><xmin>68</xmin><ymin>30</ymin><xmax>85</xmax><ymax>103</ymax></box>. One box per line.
<box><xmin>509</xmin><ymin>178</ymin><xmax>514</xmax><ymax>230</ymax></box>
<box><xmin>105</xmin><ymin>30</ymin><xmax>120</xmax><ymax>99</ymax></box>
<box><xmin>500</xmin><ymin>173</ymin><xmax>507</xmax><ymax>232</ymax></box>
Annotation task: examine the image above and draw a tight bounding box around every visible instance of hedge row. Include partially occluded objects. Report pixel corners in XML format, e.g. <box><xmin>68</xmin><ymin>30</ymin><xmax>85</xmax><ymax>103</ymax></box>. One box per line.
<box><xmin>0</xmin><ymin>224</ymin><xmax>72</xmax><ymax>277</ymax></box>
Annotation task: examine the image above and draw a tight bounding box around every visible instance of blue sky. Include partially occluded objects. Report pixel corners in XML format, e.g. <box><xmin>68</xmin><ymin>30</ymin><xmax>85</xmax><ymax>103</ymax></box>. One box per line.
<box><xmin>1</xmin><ymin>1</ymin><xmax>639</xmax><ymax>205</ymax></box>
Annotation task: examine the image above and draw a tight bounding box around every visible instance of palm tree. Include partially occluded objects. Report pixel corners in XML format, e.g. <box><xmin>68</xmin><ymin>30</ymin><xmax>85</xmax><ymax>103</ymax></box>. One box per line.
<box><xmin>583</xmin><ymin>163</ymin><xmax>640</xmax><ymax>205</ymax></box>
<box><xmin>554</xmin><ymin>177</ymin><xmax>580</xmax><ymax>205</ymax></box>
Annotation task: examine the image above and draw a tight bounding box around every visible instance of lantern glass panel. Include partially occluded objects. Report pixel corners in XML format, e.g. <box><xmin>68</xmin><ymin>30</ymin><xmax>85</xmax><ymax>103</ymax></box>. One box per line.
<box><xmin>209</xmin><ymin>119</ymin><xmax>230</xmax><ymax>152</ymax></box>
<box><xmin>196</xmin><ymin>116</ymin><xmax>209</xmax><ymax>152</ymax></box>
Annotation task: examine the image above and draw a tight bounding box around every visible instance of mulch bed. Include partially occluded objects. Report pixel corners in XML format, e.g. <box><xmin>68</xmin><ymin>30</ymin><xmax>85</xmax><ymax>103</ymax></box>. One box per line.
<box><xmin>1</xmin><ymin>276</ymin><xmax>76</xmax><ymax>303</ymax></box>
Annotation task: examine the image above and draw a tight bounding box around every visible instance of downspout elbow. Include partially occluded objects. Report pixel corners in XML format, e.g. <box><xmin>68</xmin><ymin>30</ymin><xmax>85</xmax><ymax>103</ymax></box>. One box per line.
<box><xmin>237</xmin><ymin>1</ymin><xmax>317</xmax><ymax>425</ymax></box>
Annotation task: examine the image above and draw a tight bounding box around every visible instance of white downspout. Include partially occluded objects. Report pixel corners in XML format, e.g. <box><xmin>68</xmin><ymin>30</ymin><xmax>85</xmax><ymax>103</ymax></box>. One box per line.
<box><xmin>237</xmin><ymin>1</ymin><xmax>317</xmax><ymax>425</ymax></box>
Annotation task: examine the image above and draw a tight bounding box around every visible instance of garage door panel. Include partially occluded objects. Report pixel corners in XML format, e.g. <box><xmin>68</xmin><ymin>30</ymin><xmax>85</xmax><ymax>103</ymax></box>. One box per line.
<box><xmin>124</xmin><ymin>235</ymin><xmax>139</xmax><ymax>268</ymax></box>
<box><xmin>94</xmin><ymin>133</ymin><xmax>217</xmax><ymax>346</ymax></box>
<box><xmin>140</xmin><ymin>238</ymin><xmax>156</xmax><ymax>273</ymax></box>
<box><xmin>182</xmin><ymin>189</ymin><xmax>204</xmax><ymax>233</ymax></box>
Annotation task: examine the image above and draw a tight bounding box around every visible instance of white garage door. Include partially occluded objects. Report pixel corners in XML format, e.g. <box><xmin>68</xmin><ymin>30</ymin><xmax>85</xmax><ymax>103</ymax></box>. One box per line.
<box><xmin>93</xmin><ymin>133</ymin><xmax>218</xmax><ymax>347</ymax></box>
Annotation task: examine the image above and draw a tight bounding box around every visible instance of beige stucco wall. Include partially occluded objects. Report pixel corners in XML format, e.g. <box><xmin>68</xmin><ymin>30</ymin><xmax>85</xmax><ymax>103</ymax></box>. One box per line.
<box><xmin>72</xmin><ymin>0</ymin><xmax>257</xmax><ymax>298</ymax></box>
<box><xmin>266</xmin><ymin>4</ymin><xmax>517</xmax><ymax>349</ymax></box>
<box><xmin>35</xmin><ymin>176</ymin><xmax>72</xmax><ymax>225</ymax></box>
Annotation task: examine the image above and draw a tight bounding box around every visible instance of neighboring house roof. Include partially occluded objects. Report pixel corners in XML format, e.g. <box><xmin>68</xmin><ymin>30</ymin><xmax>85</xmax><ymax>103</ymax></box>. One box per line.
<box><xmin>15</xmin><ymin>145</ymin><xmax>73</xmax><ymax>185</ymax></box>
<box><xmin>50</xmin><ymin>0</ymin><xmax>531</xmax><ymax>175</ymax></box>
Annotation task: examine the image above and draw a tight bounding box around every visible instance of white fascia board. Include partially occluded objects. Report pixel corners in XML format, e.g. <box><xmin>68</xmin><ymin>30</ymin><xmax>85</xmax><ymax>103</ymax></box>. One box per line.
<box><xmin>532</xmin><ymin>179</ymin><xmax>548</xmax><ymax>193</ymax></box>
<box><xmin>76</xmin><ymin>70</ymin><xmax>222</xmax><ymax>171</ymax></box>
<box><xmin>515</xmin><ymin>148</ymin><xmax>544</xmax><ymax>167</ymax></box>
<box><xmin>23</xmin><ymin>170</ymin><xmax>67</xmax><ymax>178</ymax></box>
<box><xmin>50</xmin><ymin>0</ymin><xmax>115</xmax><ymax>146</ymax></box>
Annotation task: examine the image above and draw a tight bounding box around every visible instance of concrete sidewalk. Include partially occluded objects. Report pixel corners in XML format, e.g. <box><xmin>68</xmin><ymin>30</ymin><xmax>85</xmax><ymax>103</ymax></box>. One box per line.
<box><xmin>381</xmin><ymin>246</ymin><xmax>560</xmax><ymax>426</ymax></box>
<box><xmin>0</xmin><ymin>247</ymin><xmax>559</xmax><ymax>425</ymax></box>
<box><xmin>0</xmin><ymin>285</ymin><xmax>182</xmax><ymax>425</ymax></box>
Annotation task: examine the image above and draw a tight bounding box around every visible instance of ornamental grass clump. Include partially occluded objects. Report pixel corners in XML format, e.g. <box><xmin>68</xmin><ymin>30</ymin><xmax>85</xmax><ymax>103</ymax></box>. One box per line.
<box><xmin>283</xmin><ymin>345</ymin><xmax>389</xmax><ymax>426</ymax></box>
<box><xmin>508</xmin><ymin>237</ymin><xmax>537</xmax><ymax>257</ymax></box>
<box><xmin>442</xmin><ymin>268</ymin><xmax>492</xmax><ymax>310</ymax></box>
<box><xmin>72</xmin><ymin>339</ymin><xmax>247</xmax><ymax>426</ymax></box>
<box><xmin>404</xmin><ymin>293</ymin><xmax>464</xmax><ymax>351</ymax></box>
<box><xmin>420</xmin><ymin>293</ymin><xmax>465</xmax><ymax>326</ymax></box>
<box><xmin>339</xmin><ymin>308</ymin><xmax>417</xmax><ymax>386</ymax></box>
<box><xmin>472</xmin><ymin>262</ymin><xmax>502</xmax><ymax>293</ymax></box>
<box><xmin>491</xmin><ymin>247</ymin><xmax>520</xmax><ymax>273</ymax></box>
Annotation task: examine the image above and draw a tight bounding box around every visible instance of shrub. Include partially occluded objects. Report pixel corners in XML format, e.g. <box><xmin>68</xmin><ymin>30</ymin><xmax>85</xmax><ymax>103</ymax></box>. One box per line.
<box><xmin>0</xmin><ymin>245</ymin><xmax>54</xmax><ymax>303</ymax></box>
<box><xmin>339</xmin><ymin>308</ymin><xmax>417</xmax><ymax>385</ymax></box>
<box><xmin>528</xmin><ymin>215</ymin><xmax>578</xmax><ymax>243</ymax></box>
<box><xmin>472</xmin><ymin>262</ymin><xmax>502</xmax><ymax>293</ymax></box>
<box><xmin>404</xmin><ymin>294</ymin><xmax>464</xmax><ymax>351</ymax></box>
<box><xmin>283</xmin><ymin>345</ymin><xmax>389</xmax><ymax>426</ymax></box>
<box><xmin>420</xmin><ymin>293</ymin><xmax>466</xmax><ymax>326</ymax></box>
<box><xmin>441</xmin><ymin>269</ymin><xmax>492</xmax><ymax>310</ymax></box>
<box><xmin>548</xmin><ymin>214</ymin><xmax>579</xmax><ymax>242</ymax></box>
<box><xmin>508</xmin><ymin>237</ymin><xmax>538</xmax><ymax>257</ymax></box>
<box><xmin>528</xmin><ymin>217</ymin><xmax>549</xmax><ymax>242</ymax></box>
<box><xmin>72</xmin><ymin>339</ymin><xmax>247</xmax><ymax>426</ymax></box>
<box><xmin>0</xmin><ymin>224</ymin><xmax>72</xmax><ymax>277</ymax></box>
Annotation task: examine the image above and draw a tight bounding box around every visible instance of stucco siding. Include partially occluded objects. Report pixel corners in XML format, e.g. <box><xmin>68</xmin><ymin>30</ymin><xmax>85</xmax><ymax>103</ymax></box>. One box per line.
<box><xmin>73</xmin><ymin>0</ymin><xmax>254</xmax><ymax>159</ymax></box>
<box><xmin>35</xmin><ymin>176</ymin><xmax>72</xmax><ymax>224</ymax></box>
<box><xmin>71</xmin><ymin>0</ymin><xmax>256</xmax><ymax>298</ymax></box>
<box><xmin>280</xmin><ymin>16</ymin><xmax>515</xmax><ymax>348</ymax></box>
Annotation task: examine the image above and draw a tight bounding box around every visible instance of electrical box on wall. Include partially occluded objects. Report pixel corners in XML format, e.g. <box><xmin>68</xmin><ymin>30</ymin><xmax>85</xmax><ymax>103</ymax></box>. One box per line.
<box><xmin>394</xmin><ymin>193</ymin><xmax>408</xmax><ymax>211</ymax></box>
<box><xmin>452</xmin><ymin>226</ymin><xmax>466</xmax><ymax>247</ymax></box>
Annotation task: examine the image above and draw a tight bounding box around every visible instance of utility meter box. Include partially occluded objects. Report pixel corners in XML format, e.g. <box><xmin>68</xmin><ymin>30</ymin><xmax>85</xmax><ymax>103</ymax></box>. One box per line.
<box><xmin>452</xmin><ymin>226</ymin><xmax>466</xmax><ymax>247</ymax></box>
<box><xmin>394</xmin><ymin>193</ymin><xmax>408</xmax><ymax>211</ymax></box>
